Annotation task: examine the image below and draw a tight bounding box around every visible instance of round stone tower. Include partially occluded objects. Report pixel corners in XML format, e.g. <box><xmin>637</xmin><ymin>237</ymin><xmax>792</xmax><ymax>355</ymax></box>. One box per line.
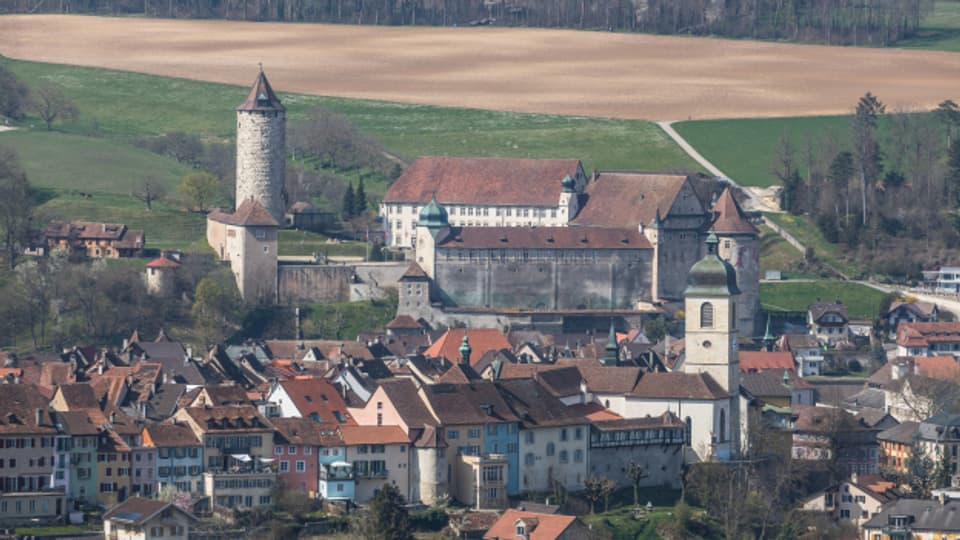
<box><xmin>710</xmin><ymin>188</ymin><xmax>760</xmax><ymax>338</ymax></box>
<box><xmin>235</xmin><ymin>67</ymin><xmax>286</xmax><ymax>224</ymax></box>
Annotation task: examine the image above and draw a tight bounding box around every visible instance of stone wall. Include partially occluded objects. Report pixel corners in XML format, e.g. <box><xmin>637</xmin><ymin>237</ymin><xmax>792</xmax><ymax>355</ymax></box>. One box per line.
<box><xmin>236</xmin><ymin>110</ymin><xmax>286</xmax><ymax>224</ymax></box>
<box><xmin>434</xmin><ymin>251</ymin><xmax>652</xmax><ymax>310</ymax></box>
<box><xmin>278</xmin><ymin>265</ymin><xmax>353</xmax><ymax>304</ymax></box>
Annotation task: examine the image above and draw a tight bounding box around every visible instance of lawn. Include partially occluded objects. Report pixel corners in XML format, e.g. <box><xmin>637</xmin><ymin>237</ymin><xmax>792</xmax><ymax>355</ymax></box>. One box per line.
<box><xmin>277</xmin><ymin>230</ymin><xmax>368</xmax><ymax>258</ymax></box>
<box><xmin>898</xmin><ymin>0</ymin><xmax>960</xmax><ymax>52</ymax></box>
<box><xmin>764</xmin><ymin>212</ymin><xmax>862</xmax><ymax>278</ymax></box>
<box><xmin>759</xmin><ymin>224</ymin><xmax>805</xmax><ymax>275</ymax></box>
<box><xmin>760</xmin><ymin>279</ymin><xmax>887</xmax><ymax>319</ymax></box>
<box><xmin>301</xmin><ymin>293</ymin><xmax>398</xmax><ymax>340</ymax></box>
<box><xmin>5</xmin><ymin>58</ymin><xmax>702</xmax><ymax>182</ymax></box>
<box><xmin>672</xmin><ymin>115</ymin><xmax>851</xmax><ymax>188</ymax></box>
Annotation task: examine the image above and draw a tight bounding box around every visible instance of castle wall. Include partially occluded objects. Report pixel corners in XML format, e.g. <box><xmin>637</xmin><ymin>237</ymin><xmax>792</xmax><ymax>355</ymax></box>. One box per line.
<box><xmin>278</xmin><ymin>265</ymin><xmax>353</xmax><ymax>304</ymax></box>
<box><xmin>433</xmin><ymin>250</ymin><xmax>652</xmax><ymax>310</ymax></box>
<box><xmin>717</xmin><ymin>235</ymin><xmax>761</xmax><ymax>337</ymax></box>
<box><xmin>656</xmin><ymin>228</ymin><xmax>705</xmax><ymax>300</ymax></box>
<box><xmin>237</xmin><ymin>226</ymin><xmax>278</xmax><ymax>304</ymax></box>
<box><xmin>206</xmin><ymin>219</ymin><xmax>229</xmax><ymax>261</ymax></box>
<box><xmin>236</xmin><ymin>110</ymin><xmax>286</xmax><ymax>223</ymax></box>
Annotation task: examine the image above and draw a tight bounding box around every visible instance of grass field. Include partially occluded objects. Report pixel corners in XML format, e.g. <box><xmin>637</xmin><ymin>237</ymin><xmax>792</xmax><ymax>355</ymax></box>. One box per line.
<box><xmin>673</xmin><ymin>115</ymin><xmax>852</xmax><ymax>188</ymax></box>
<box><xmin>761</xmin><ymin>280</ymin><xmax>887</xmax><ymax>319</ymax></box>
<box><xmin>900</xmin><ymin>0</ymin><xmax>960</xmax><ymax>52</ymax></box>
<box><xmin>1</xmin><ymin>57</ymin><xmax>702</xmax><ymax>254</ymax></box>
<box><xmin>758</xmin><ymin>224</ymin><xmax>812</xmax><ymax>278</ymax></box>
<box><xmin>277</xmin><ymin>230</ymin><xmax>368</xmax><ymax>258</ymax></box>
<box><xmin>764</xmin><ymin>213</ymin><xmax>863</xmax><ymax>278</ymax></box>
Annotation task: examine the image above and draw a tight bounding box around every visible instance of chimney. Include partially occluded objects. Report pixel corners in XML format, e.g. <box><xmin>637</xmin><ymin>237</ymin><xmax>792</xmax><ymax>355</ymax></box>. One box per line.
<box><xmin>110</xmin><ymin>411</ymin><xmax>116</xmax><ymax>424</ymax></box>
<box><xmin>35</xmin><ymin>409</ymin><xmax>44</xmax><ymax>426</ymax></box>
<box><xmin>98</xmin><ymin>363</ymin><xmax>104</xmax><ymax>375</ymax></box>
<box><xmin>122</xmin><ymin>338</ymin><xmax>129</xmax><ymax>350</ymax></box>
<box><xmin>295</xmin><ymin>307</ymin><xmax>302</xmax><ymax>340</ymax></box>
<box><xmin>186</xmin><ymin>346</ymin><xmax>192</xmax><ymax>360</ymax></box>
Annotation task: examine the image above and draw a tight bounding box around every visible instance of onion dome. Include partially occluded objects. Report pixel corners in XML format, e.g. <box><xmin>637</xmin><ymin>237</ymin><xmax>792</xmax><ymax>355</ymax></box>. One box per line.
<box><xmin>561</xmin><ymin>174</ymin><xmax>576</xmax><ymax>194</ymax></box>
<box><xmin>417</xmin><ymin>196</ymin><xmax>449</xmax><ymax>229</ymax></box>
<box><xmin>685</xmin><ymin>233</ymin><xmax>740</xmax><ymax>297</ymax></box>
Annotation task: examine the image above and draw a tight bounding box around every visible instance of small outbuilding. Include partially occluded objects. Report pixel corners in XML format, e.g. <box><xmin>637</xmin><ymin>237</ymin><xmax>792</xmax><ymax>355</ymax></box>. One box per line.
<box><xmin>145</xmin><ymin>256</ymin><xmax>181</xmax><ymax>297</ymax></box>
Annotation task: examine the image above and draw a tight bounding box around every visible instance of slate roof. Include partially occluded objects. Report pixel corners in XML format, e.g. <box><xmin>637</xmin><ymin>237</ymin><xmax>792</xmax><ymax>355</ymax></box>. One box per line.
<box><xmin>571</xmin><ymin>171</ymin><xmax>691</xmax><ymax>229</ymax></box>
<box><xmin>534</xmin><ymin>366</ymin><xmax>583</xmax><ymax>398</ymax></box>
<box><xmin>887</xmin><ymin>301</ymin><xmax>937</xmax><ymax>318</ymax></box>
<box><xmin>144</xmin><ymin>422</ymin><xmax>201</xmax><ymax>447</ymax></box>
<box><xmin>710</xmin><ymin>188</ymin><xmax>758</xmax><ymax>235</ymax></box>
<box><xmin>630</xmin><ymin>372</ymin><xmax>729</xmax><ymax>400</ymax></box>
<box><xmin>237</xmin><ymin>69</ymin><xmax>285</xmax><ymax>112</ymax></box>
<box><xmin>484</xmin><ymin>510</ymin><xmax>577</xmax><ymax>540</ymax></box>
<box><xmin>741</xmin><ymin>370</ymin><xmax>810</xmax><ymax>398</ymax></box>
<box><xmin>877</xmin><ymin>421</ymin><xmax>920</xmax><ymax>445</ymax></box>
<box><xmin>384</xmin><ymin>156</ymin><xmax>581</xmax><ymax>206</ymax></box>
<box><xmin>739</xmin><ymin>351</ymin><xmax>796</xmax><ymax>373</ymax></box>
<box><xmin>425</xmin><ymin>329</ymin><xmax>511</xmax><ymax>366</ymax></box>
<box><xmin>863</xmin><ymin>499</ymin><xmax>960</xmax><ymax>532</ymax></box>
<box><xmin>104</xmin><ymin>497</ymin><xmax>196</xmax><ymax>526</ymax></box>
<box><xmin>496</xmin><ymin>378</ymin><xmax>585</xmax><ymax>428</ymax></box>
<box><xmin>208</xmin><ymin>199</ymin><xmax>279</xmax><ymax>227</ymax></box>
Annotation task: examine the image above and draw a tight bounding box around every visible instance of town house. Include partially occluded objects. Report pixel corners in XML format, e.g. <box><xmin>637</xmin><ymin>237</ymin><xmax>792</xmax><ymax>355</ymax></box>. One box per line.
<box><xmin>142</xmin><ymin>422</ymin><xmax>203</xmax><ymax>496</ymax></box>
<box><xmin>339</xmin><ymin>425</ymin><xmax>411</xmax><ymax>503</ymax></box>
<box><xmin>271</xmin><ymin>417</ymin><xmax>343</xmax><ymax>498</ymax></box>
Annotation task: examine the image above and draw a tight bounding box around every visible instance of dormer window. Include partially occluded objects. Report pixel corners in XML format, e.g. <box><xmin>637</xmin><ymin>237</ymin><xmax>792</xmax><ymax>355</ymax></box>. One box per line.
<box><xmin>256</xmin><ymin>92</ymin><xmax>270</xmax><ymax>107</ymax></box>
<box><xmin>516</xmin><ymin>523</ymin><xmax>525</xmax><ymax>536</ymax></box>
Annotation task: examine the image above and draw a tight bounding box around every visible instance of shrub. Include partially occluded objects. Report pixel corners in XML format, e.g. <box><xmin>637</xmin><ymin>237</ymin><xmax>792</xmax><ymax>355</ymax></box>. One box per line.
<box><xmin>410</xmin><ymin>508</ymin><xmax>449</xmax><ymax>531</ymax></box>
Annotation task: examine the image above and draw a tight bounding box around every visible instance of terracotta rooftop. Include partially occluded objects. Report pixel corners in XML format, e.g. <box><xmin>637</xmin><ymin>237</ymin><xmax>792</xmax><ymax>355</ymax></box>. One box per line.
<box><xmin>484</xmin><ymin>509</ymin><xmax>577</xmax><ymax>540</ymax></box>
<box><xmin>208</xmin><ymin>198</ymin><xmax>279</xmax><ymax>227</ymax></box>
<box><xmin>425</xmin><ymin>329</ymin><xmax>511</xmax><ymax>366</ymax></box>
<box><xmin>0</xmin><ymin>384</ymin><xmax>58</xmax><ymax>435</ymax></box>
<box><xmin>568</xmin><ymin>402</ymin><xmax>623</xmax><ymax>422</ymax></box>
<box><xmin>739</xmin><ymin>351</ymin><xmax>796</xmax><ymax>373</ymax></box>
<box><xmin>237</xmin><ymin>69</ymin><xmax>285</xmax><ymax>112</ymax></box>
<box><xmin>339</xmin><ymin>425</ymin><xmax>409</xmax><ymax>446</ymax></box>
<box><xmin>146</xmin><ymin>256</ymin><xmax>181</xmax><ymax>269</ymax></box>
<box><xmin>271</xmin><ymin>417</ymin><xmax>345</xmax><ymax>447</ymax></box>
<box><xmin>710</xmin><ymin>188</ymin><xmax>758</xmax><ymax>235</ymax></box>
<box><xmin>590</xmin><ymin>411</ymin><xmax>686</xmax><ymax>431</ymax></box>
<box><xmin>276</xmin><ymin>378</ymin><xmax>356</xmax><ymax>426</ymax></box>
<box><xmin>386</xmin><ymin>315</ymin><xmax>423</xmax><ymax>330</ymax></box>
<box><xmin>897</xmin><ymin>322</ymin><xmax>960</xmax><ymax>347</ymax></box>
<box><xmin>56</xmin><ymin>383</ymin><xmax>100</xmax><ymax>410</ymax></box>
<box><xmin>181</xmin><ymin>405</ymin><xmax>272</xmax><ymax>433</ymax></box>
<box><xmin>577</xmin><ymin>366</ymin><xmax>642</xmax><ymax>394</ymax></box>
<box><xmin>420</xmin><ymin>381</ymin><xmax>519</xmax><ymax>426</ymax></box>
<box><xmin>571</xmin><ymin>171</ymin><xmax>693</xmax><ymax>229</ymax></box>
<box><xmin>143</xmin><ymin>422</ymin><xmax>201</xmax><ymax>447</ymax></box>
<box><xmin>437</xmin><ymin>226</ymin><xmax>650</xmax><ymax>250</ymax></box>
<box><xmin>400</xmin><ymin>262</ymin><xmax>429</xmax><ymax>280</ymax></box>
<box><xmin>384</xmin><ymin>156</ymin><xmax>581</xmax><ymax>206</ymax></box>
<box><xmin>378</xmin><ymin>378</ymin><xmax>437</xmax><ymax>428</ymax></box>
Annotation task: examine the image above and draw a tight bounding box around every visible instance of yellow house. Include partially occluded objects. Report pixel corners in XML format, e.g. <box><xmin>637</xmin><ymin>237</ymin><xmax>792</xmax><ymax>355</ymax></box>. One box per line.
<box><xmin>104</xmin><ymin>497</ymin><xmax>196</xmax><ymax>540</ymax></box>
<box><xmin>96</xmin><ymin>430</ymin><xmax>132</xmax><ymax>507</ymax></box>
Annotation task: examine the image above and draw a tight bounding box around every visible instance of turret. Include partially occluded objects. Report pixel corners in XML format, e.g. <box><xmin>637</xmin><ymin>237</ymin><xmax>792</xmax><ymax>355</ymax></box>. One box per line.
<box><xmin>414</xmin><ymin>196</ymin><xmax>449</xmax><ymax>279</ymax></box>
<box><xmin>459</xmin><ymin>335</ymin><xmax>472</xmax><ymax>366</ymax></box>
<box><xmin>710</xmin><ymin>188</ymin><xmax>760</xmax><ymax>337</ymax></box>
<box><xmin>558</xmin><ymin>174</ymin><xmax>579</xmax><ymax>223</ymax></box>
<box><xmin>236</xmin><ymin>67</ymin><xmax>286</xmax><ymax>224</ymax></box>
<box><xmin>602</xmin><ymin>320</ymin><xmax>618</xmax><ymax>366</ymax></box>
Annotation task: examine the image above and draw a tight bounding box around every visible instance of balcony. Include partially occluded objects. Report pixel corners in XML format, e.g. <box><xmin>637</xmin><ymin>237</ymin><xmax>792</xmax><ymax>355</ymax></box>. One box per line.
<box><xmin>320</xmin><ymin>464</ymin><xmax>354</xmax><ymax>481</ymax></box>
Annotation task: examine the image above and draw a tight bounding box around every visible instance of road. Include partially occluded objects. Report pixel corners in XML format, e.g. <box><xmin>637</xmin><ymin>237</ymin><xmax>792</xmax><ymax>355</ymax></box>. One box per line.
<box><xmin>856</xmin><ymin>281</ymin><xmax>960</xmax><ymax>319</ymax></box>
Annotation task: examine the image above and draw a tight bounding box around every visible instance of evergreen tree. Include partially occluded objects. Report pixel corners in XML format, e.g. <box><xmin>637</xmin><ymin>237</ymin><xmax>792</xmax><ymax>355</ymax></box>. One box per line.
<box><xmin>906</xmin><ymin>440</ymin><xmax>937</xmax><ymax>498</ymax></box>
<box><xmin>351</xmin><ymin>483</ymin><xmax>413</xmax><ymax>540</ymax></box>
<box><xmin>342</xmin><ymin>183</ymin><xmax>356</xmax><ymax>219</ymax></box>
<box><xmin>354</xmin><ymin>177</ymin><xmax>368</xmax><ymax>216</ymax></box>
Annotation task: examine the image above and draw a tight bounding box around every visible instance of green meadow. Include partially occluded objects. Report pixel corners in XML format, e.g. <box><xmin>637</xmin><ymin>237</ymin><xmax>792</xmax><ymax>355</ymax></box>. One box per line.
<box><xmin>761</xmin><ymin>279</ymin><xmax>887</xmax><ymax>319</ymax></box>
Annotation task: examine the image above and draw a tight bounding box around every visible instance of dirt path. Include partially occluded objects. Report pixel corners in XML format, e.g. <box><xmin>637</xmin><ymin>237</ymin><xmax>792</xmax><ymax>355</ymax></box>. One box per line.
<box><xmin>2</xmin><ymin>15</ymin><xmax>959</xmax><ymax>121</ymax></box>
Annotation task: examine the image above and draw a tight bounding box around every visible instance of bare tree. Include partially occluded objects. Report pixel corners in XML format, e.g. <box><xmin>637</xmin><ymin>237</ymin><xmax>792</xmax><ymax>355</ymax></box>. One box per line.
<box><xmin>582</xmin><ymin>475</ymin><xmax>615</xmax><ymax>514</ymax></box>
<box><xmin>132</xmin><ymin>175</ymin><xmax>167</xmax><ymax>211</ymax></box>
<box><xmin>32</xmin><ymin>85</ymin><xmax>78</xmax><ymax>130</ymax></box>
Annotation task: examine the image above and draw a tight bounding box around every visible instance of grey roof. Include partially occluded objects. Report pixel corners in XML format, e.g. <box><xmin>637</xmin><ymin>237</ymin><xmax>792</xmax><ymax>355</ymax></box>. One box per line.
<box><xmin>842</xmin><ymin>387</ymin><xmax>886</xmax><ymax>411</ymax></box>
<box><xmin>808</xmin><ymin>300</ymin><xmax>849</xmax><ymax>323</ymax></box>
<box><xmin>782</xmin><ymin>333</ymin><xmax>820</xmax><ymax>349</ymax></box>
<box><xmin>863</xmin><ymin>499</ymin><xmax>960</xmax><ymax>532</ymax></box>
<box><xmin>144</xmin><ymin>384</ymin><xmax>187</xmax><ymax>421</ymax></box>
<box><xmin>877</xmin><ymin>421</ymin><xmax>920</xmax><ymax>445</ymax></box>
<box><xmin>919</xmin><ymin>414</ymin><xmax>960</xmax><ymax>442</ymax></box>
<box><xmin>495</xmin><ymin>378</ymin><xmax>585</xmax><ymax>429</ymax></box>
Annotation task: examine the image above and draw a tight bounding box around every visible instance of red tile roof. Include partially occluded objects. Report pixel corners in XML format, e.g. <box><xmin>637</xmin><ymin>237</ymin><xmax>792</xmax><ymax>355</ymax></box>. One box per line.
<box><xmin>104</xmin><ymin>497</ymin><xmax>196</xmax><ymax>525</ymax></box>
<box><xmin>425</xmin><ymin>329</ymin><xmax>511</xmax><ymax>366</ymax></box>
<box><xmin>437</xmin><ymin>226</ymin><xmax>650</xmax><ymax>250</ymax></box>
<box><xmin>277</xmin><ymin>378</ymin><xmax>356</xmax><ymax>426</ymax></box>
<box><xmin>571</xmin><ymin>171</ymin><xmax>690</xmax><ymax>229</ymax></box>
<box><xmin>567</xmin><ymin>402</ymin><xmax>623</xmax><ymax>422</ymax></box>
<box><xmin>484</xmin><ymin>510</ymin><xmax>577</xmax><ymax>540</ymax></box>
<box><xmin>384</xmin><ymin>156</ymin><xmax>581</xmax><ymax>206</ymax></box>
<box><xmin>739</xmin><ymin>351</ymin><xmax>796</xmax><ymax>373</ymax></box>
<box><xmin>387</xmin><ymin>315</ymin><xmax>423</xmax><ymax>330</ymax></box>
<box><xmin>143</xmin><ymin>422</ymin><xmax>201</xmax><ymax>447</ymax></box>
<box><xmin>182</xmin><ymin>405</ymin><xmax>273</xmax><ymax>433</ymax></box>
<box><xmin>338</xmin><ymin>425</ymin><xmax>409</xmax><ymax>446</ymax></box>
<box><xmin>897</xmin><ymin>322</ymin><xmax>960</xmax><ymax>347</ymax></box>
<box><xmin>710</xmin><ymin>188</ymin><xmax>758</xmax><ymax>235</ymax></box>
<box><xmin>271</xmin><ymin>417</ymin><xmax>345</xmax><ymax>447</ymax></box>
<box><xmin>208</xmin><ymin>199</ymin><xmax>279</xmax><ymax>227</ymax></box>
<box><xmin>146</xmin><ymin>256</ymin><xmax>181</xmax><ymax>268</ymax></box>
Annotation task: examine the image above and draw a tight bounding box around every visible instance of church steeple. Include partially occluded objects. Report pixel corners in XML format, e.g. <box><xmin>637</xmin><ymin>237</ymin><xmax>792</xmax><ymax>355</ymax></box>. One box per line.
<box><xmin>763</xmin><ymin>315</ymin><xmax>774</xmax><ymax>351</ymax></box>
<box><xmin>603</xmin><ymin>320</ymin><xmax>618</xmax><ymax>366</ymax></box>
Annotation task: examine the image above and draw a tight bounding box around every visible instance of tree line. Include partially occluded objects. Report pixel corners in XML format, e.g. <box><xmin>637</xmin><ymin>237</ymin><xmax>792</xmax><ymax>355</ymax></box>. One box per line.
<box><xmin>2</xmin><ymin>0</ymin><xmax>934</xmax><ymax>46</ymax></box>
<box><xmin>774</xmin><ymin>94</ymin><xmax>960</xmax><ymax>279</ymax></box>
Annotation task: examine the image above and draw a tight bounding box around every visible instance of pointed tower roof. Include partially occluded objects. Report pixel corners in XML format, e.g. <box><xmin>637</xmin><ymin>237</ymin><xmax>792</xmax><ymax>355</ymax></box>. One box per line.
<box><xmin>603</xmin><ymin>320</ymin><xmax>618</xmax><ymax>365</ymax></box>
<box><xmin>710</xmin><ymin>188</ymin><xmax>758</xmax><ymax>235</ymax></box>
<box><xmin>238</xmin><ymin>68</ymin><xmax>286</xmax><ymax>112</ymax></box>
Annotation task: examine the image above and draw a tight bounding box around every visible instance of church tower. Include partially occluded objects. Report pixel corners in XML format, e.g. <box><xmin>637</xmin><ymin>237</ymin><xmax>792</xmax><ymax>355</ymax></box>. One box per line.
<box><xmin>710</xmin><ymin>188</ymin><xmax>760</xmax><ymax>337</ymax></box>
<box><xmin>236</xmin><ymin>67</ymin><xmax>286</xmax><ymax>224</ymax></box>
<box><xmin>414</xmin><ymin>196</ymin><xmax>449</xmax><ymax>280</ymax></box>
<box><xmin>683</xmin><ymin>233</ymin><xmax>741</xmax><ymax>455</ymax></box>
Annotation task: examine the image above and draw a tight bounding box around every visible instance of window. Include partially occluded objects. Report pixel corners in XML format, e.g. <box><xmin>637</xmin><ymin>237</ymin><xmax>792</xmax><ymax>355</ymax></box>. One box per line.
<box><xmin>525</xmin><ymin>453</ymin><xmax>535</xmax><ymax>466</ymax></box>
<box><xmin>524</xmin><ymin>431</ymin><xmax>534</xmax><ymax>445</ymax></box>
<box><xmin>560</xmin><ymin>428</ymin><xmax>568</xmax><ymax>441</ymax></box>
<box><xmin>574</xmin><ymin>449</ymin><xmax>584</xmax><ymax>463</ymax></box>
<box><xmin>517</xmin><ymin>524</ymin><xmax>526</xmax><ymax>536</ymax></box>
<box><xmin>487</xmin><ymin>425</ymin><xmax>497</xmax><ymax>436</ymax></box>
<box><xmin>304</xmin><ymin>447</ymin><xmax>312</xmax><ymax>455</ymax></box>
<box><xmin>701</xmin><ymin>302</ymin><xmax>714</xmax><ymax>328</ymax></box>
<box><xmin>275</xmin><ymin>446</ymin><xmax>283</xmax><ymax>455</ymax></box>
<box><xmin>296</xmin><ymin>461</ymin><xmax>305</xmax><ymax>472</ymax></box>
<box><xmin>447</xmin><ymin>430</ymin><xmax>459</xmax><ymax>440</ymax></box>
<box><xmin>546</xmin><ymin>443</ymin><xmax>555</xmax><ymax>456</ymax></box>
<box><xmin>280</xmin><ymin>461</ymin><xmax>289</xmax><ymax>472</ymax></box>
<box><xmin>468</xmin><ymin>428</ymin><xmax>481</xmax><ymax>439</ymax></box>
<box><xmin>719</xmin><ymin>409</ymin><xmax>726</xmax><ymax>442</ymax></box>
<box><xmin>288</xmin><ymin>446</ymin><xmax>297</xmax><ymax>455</ymax></box>
<box><xmin>559</xmin><ymin>450</ymin><xmax>569</xmax><ymax>463</ymax></box>
<box><xmin>575</xmin><ymin>427</ymin><xmax>583</xmax><ymax>440</ymax></box>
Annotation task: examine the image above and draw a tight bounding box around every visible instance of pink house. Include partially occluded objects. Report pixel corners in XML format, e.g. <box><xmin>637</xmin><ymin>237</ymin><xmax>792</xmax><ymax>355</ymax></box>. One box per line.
<box><xmin>271</xmin><ymin>417</ymin><xmax>343</xmax><ymax>498</ymax></box>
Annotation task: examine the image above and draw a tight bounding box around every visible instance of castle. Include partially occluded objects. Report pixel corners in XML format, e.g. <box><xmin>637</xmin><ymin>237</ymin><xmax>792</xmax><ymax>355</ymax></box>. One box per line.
<box><xmin>208</xmin><ymin>69</ymin><xmax>761</xmax><ymax>338</ymax></box>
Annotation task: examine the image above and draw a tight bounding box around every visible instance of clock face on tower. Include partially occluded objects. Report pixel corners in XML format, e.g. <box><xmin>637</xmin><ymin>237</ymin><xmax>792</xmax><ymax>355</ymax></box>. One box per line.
<box><xmin>702</xmin><ymin>340</ymin><xmax>712</xmax><ymax>348</ymax></box>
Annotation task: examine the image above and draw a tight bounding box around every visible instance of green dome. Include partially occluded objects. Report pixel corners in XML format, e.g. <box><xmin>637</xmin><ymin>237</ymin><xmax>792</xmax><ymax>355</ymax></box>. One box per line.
<box><xmin>561</xmin><ymin>174</ymin><xmax>576</xmax><ymax>193</ymax></box>
<box><xmin>685</xmin><ymin>233</ymin><xmax>740</xmax><ymax>297</ymax></box>
<box><xmin>418</xmin><ymin>196</ymin><xmax>449</xmax><ymax>228</ymax></box>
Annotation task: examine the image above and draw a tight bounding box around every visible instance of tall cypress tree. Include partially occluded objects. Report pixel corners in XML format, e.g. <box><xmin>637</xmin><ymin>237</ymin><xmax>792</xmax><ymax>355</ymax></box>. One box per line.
<box><xmin>342</xmin><ymin>183</ymin><xmax>356</xmax><ymax>219</ymax></box>
<box><xmin>354</xmin><ymin>177</ymin><xmax>368</xmax><ymax>216</ymax></box>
